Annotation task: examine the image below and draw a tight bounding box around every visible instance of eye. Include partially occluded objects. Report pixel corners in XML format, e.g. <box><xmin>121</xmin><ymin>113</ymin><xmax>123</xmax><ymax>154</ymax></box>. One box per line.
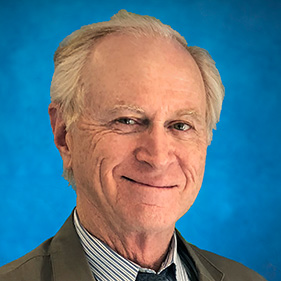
<box><xmin>172</xmin><ymin>122</ymin><xmax>191</xmax><ymax>131</ymax></box>
<box><xmin>116</xmin><ymin>118</ymin><xmax>137</xmax><ymax>125</ymax></box>
<box><xmin>111</xmin><ymin>117</ymin><xmax>145</xmax><ymax>134</ymax></box>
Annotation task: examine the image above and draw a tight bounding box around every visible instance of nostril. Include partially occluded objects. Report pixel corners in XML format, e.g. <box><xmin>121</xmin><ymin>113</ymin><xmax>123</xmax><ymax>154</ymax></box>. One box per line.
<box><xmin>134</xmin><ymin>147</ymin><xmax>154</xmax><ymax>167</ymax></box>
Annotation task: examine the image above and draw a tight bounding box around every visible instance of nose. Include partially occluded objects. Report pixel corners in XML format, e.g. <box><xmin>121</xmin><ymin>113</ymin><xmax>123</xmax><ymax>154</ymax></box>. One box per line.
<box><xmin>134</xmin><ymin>124</ymin><xmax>176</xmax><ymax>170</ymax></box>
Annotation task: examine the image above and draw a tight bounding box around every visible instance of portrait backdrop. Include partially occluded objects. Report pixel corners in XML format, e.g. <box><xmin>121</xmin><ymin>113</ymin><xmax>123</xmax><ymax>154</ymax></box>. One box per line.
<box><xmin>0</xmin><ymin>0</ymin><xmax>280</xmax><ymax>280</ymax></box>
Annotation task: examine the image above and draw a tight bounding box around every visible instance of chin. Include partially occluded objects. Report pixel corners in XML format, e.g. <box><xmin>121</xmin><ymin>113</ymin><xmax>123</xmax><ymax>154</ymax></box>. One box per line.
<box><xmin>117</xmin><ymin>204</ymin><xmax>179</xmax><ymax>234</ymax></box>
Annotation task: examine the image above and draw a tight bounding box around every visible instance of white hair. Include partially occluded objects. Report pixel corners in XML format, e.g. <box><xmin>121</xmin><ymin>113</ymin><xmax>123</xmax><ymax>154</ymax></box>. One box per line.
<box><xmin>50</xmin><ymin>9</ymin><xmax>224</xmax><ymax>187</ymax></box>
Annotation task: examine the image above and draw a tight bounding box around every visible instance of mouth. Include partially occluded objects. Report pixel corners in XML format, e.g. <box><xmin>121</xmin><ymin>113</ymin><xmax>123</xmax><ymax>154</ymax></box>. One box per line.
<box><xmin>122</xmin><ymin>176</ymin><xmax>177</xmax><ymax>188</ymax></box>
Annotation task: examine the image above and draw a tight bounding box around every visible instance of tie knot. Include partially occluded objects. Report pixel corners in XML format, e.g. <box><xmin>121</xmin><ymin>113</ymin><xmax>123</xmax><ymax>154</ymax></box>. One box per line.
<box><xmin>136</xmin><ymin>271</ymin><xmax>169</xmax><ymax>281</ymax></box>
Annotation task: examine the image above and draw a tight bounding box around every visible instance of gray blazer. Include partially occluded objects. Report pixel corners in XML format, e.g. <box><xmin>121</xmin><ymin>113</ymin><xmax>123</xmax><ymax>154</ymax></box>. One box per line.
<box><xmin>0</xmin><ymin>213</ymin><xmax>267</xmax><ymax>281</ymax></box>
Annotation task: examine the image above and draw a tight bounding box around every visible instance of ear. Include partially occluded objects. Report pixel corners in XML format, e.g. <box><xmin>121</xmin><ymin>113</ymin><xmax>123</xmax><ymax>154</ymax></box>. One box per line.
<box><xmin>48</xmin><ymin>102</ymin><xmax>72</xmax><ymax>169</ymax></box>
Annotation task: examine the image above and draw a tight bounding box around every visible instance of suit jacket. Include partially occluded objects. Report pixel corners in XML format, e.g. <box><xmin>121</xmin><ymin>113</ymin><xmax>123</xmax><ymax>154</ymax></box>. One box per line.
<box><xmin>0</xmin><ymin>213</ymin><xmax>267</xmax><ymax>281</ymax></box>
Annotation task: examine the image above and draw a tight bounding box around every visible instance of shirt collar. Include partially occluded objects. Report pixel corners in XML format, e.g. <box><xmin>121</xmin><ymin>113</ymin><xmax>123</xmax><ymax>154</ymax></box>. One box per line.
<box><xmin>73</xmin><ymin>209</ymin><xmax>184</xmax><ymax>281</ymax></box>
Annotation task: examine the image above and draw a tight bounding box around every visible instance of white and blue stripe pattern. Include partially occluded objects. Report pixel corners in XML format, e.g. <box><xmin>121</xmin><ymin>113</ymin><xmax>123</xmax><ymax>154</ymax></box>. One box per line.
<box><xmin>74</xmin><ymin>210</ymin><xmax>190</xmax><ymax>281</ymax></box>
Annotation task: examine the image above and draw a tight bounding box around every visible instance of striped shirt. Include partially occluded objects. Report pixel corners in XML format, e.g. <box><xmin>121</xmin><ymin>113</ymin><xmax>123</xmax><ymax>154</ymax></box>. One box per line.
<box><xmin>74</xmin><ymin>210</ymin><xmax>190</xmax><ymax>281</ymax></box>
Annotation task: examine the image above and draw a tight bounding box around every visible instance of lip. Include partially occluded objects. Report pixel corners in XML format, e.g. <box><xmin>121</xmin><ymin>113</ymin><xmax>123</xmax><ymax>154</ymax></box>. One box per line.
<box><xmin>122</xmin><ymin>176</ymin><xmax>177</xmax><ymax>188</ymax></box>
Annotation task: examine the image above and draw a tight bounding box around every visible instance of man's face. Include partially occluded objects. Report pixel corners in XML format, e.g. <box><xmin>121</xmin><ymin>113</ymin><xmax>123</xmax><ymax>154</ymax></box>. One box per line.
<box><xmin>69</xmin><ymin>34</ymin><xmax>208</xmax><ymax>234</ymax></box>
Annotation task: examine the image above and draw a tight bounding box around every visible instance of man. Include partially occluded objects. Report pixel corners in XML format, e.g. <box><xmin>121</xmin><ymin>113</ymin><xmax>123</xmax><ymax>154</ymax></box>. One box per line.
<box><xmin>0</xmin><ymin>10</ymin><xmax>266</xmax><ymax>281</ymax></box>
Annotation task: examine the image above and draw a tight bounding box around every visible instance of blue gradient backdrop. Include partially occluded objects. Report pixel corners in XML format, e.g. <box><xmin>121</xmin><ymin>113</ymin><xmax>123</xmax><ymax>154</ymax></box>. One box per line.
<box><xmin>1</xmin><ymin>1</ymin><xmax>280</xmax><ymax>280</ymax></box>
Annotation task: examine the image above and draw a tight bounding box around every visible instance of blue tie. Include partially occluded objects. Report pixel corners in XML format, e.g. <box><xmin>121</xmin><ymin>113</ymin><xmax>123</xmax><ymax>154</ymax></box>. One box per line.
<box><xmin>136</xmin><ymin>271</ymin><xmax>169</xmax><ymax>281</ymax></box>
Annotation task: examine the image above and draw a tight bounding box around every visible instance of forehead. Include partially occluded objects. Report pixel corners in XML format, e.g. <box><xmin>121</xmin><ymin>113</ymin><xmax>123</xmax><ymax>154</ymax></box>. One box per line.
<box><xmin>83</xmin><ymin>33</ymin><xmax>206</xmax><ymax>116</ymax></box>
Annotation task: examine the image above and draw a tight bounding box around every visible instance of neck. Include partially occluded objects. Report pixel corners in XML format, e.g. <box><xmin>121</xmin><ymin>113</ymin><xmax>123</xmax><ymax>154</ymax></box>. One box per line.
<box><xmin>76</xmin><ymin>203</ymin><xmax>175</xmax><ymax>271</ymax></box>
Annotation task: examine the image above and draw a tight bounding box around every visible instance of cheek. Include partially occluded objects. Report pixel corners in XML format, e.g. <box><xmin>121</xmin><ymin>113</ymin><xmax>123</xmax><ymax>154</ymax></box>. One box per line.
<box><xmin>72</xmin><ymin>131</ymin><xmax>136</xmax><ymax>185</ymax></box>
<box><xmin>176</xmin><ymin>144</ymin><xmax>207</xmax><ymax>215</ymax></box>
<box><xmin>70</xmin><ymin>129</ymin><xmax>107</xmax><ymax>187</ymax></box>
<box><xmin>98</xmin><ymin>136</ymin><xmax>136</xmax><ymax>168</ymax></box>
<box><xmin>178</xmin><ymin>141</ymin><xmax>207</xmax><ymax>184</ymax></box>
<box><xmin>84</xmin><ymin>135</ymin><xmax>138</xmax><ymax>208</ymax></box>
<box><xmin>193</xmin><ymin>146</ymin><xmax>207</xmax><ymax>175</ymax></box>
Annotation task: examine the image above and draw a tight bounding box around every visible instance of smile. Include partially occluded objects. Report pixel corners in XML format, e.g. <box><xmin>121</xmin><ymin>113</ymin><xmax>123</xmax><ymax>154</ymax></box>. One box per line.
<box><xmin>122</xmin><ymin>176</ymin><xmax>176</xmax><ymax>188</ymax></box>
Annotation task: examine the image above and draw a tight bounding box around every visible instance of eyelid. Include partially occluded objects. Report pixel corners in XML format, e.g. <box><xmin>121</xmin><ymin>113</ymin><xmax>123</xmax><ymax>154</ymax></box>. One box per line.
<box><xmin>114</xmin><ymin>117</ymin><xmax>141</xmax><ymax>125</ymax></box>
<box><xmin>109</xmin><ymin>117</ymin><xmax>149</xmax><ymax>134</ymax></box>
<box><xmin>167</xmin><ymin>120</ymin><xmax>194</xmax><ymax>129</ymax></box>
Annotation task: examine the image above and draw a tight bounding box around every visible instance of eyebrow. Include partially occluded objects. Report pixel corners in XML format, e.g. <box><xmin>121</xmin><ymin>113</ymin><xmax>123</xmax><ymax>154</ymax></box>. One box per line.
<box><xmin>107</xmin><ymin>105</ymin><xmax>204</xmax><ymax>123</ymax></box>
<box><xmin>108</xmin><ymin>104</ymin><xmax>145</xmax><ymax>115</ymax></box>
<box><xmin>174</xmin><ymin>108</ymin><xmax>204</xmax><ymax>122</ymax></box>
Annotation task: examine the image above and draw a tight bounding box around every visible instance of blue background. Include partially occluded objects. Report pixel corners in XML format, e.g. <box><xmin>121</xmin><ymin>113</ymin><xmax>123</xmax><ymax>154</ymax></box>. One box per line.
<box><xmin>1</xmin><ymin>0</ymin><xmax>280</xmax><ymax>280</ymax></box>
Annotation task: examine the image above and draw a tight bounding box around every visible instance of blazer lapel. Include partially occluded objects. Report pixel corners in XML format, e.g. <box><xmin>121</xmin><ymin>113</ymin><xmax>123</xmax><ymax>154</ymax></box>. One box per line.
<box><xmin>176</xmin><ymin>230</ymin><xmax>224</xmax><ymax>281</ymax></box>
<box><xmin>49</xmin><ymin>213</ymin><xmax>95</xmax><ymax>281</ymax></box>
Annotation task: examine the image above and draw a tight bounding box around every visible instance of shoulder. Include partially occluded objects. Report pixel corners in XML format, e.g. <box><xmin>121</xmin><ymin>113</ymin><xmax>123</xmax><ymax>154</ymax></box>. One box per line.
<box><xmin>0</xmin><ymin>237</ymin><xmax>54</xmax><ymax>281</ymax></box>
<box><xmin>176</xmin><ymin>229</ymin><xmax>267</xmax><ymax>280</ymax></box>
<box><xmin>188</xmin><ymin>243</ymin><xmax>267</xmax><ymax>281</ymax></box>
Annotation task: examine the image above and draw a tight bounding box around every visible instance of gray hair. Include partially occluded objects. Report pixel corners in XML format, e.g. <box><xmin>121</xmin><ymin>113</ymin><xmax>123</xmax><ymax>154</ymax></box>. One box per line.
<box><xmin>50</xmin><ymin>9</ymin><xmax>224</xmax><ymax>187</ymax></box>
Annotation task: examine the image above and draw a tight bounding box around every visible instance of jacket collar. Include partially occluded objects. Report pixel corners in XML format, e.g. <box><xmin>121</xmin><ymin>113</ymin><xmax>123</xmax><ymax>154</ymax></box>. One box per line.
<box><xmin>49</xmin><ymin>213</ymin><xmax>95</xmax><ymax>281</ymax></box>
<box><xmin>176</xmin><ymin>230</ymin><xmax>224</xmax><ymax>281</ymax></box>
<box><xmin>49</xmin><ymin>212</ymin><xmax>224</xmax><ymax>281</ymax></box>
